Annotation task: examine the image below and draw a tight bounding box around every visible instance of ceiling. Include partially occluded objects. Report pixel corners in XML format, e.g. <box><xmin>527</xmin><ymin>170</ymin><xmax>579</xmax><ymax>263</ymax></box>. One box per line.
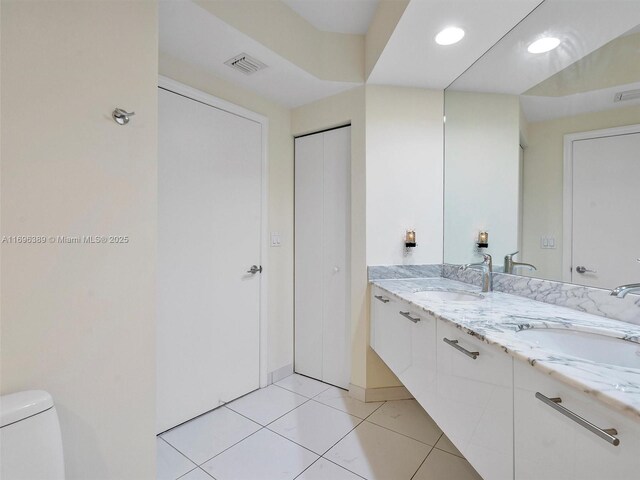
<box><xmin>367</xmin><ymin>0</ymin><xmax>543</xmax><ymax>89</ymax></box>
<box><xmin>162</xmin><ymin>0</ymin><xmax>637</xmax><ymax>109</ymax></box>
<box><xmin>159</xmin><ymin>1</ymin><xmax>359</xmax><ymax>108</ymax></box>
<box><xmin>282</xmin><ymin>0</ymin><xmax>379</xmax><ymax>34</ymax></box>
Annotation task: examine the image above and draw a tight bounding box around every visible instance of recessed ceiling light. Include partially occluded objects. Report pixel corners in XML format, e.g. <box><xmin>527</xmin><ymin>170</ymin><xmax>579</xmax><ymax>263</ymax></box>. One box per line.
<box><xmin>435</xmin><ymin>27</ymin><xmax>465</xmax><ymax>46</ymax></box>
<box><xmin>527</xmin><ymin>37</ymin><xmax>561</xmax><ymax>54</ymax></box>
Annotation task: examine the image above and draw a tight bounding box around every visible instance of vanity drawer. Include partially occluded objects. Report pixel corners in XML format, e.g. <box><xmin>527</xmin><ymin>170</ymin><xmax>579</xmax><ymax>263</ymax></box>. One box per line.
<box><xmin>435</xmin><ymin>320</ymin><xmax>514</xmax><ymax>480</ymax></box>
<box><xmin>514</xmin><ymin>361</ymin><xmax>640</xmax><ymax>480</ymax></box>
<box><xmin>370</xmin><ymin>287</ymin><xmax>414</xmax><ymax>377</ymax></box>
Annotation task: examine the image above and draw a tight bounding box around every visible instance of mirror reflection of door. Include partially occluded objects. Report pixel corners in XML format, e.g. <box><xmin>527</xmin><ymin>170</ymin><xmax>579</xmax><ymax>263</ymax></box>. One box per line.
<box><xmin>568</xmin><ymin>128</ymin><xmax>640</xmax><ymax>288</ymax></box>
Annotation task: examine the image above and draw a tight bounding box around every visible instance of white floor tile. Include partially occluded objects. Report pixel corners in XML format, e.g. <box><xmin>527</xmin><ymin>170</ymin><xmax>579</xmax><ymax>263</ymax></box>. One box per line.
<box><xmin>412</xmin><ymin>448</ymin><xmax>482</xmax><ymax>480</ymax></box>
<box><xmin>324</xmin><ymin>421</ymin><xmax>431</xmax><ymax>480</ymax></box>
<box><xmin>226</xmin><ymin>385</ymin><xmax>308</xmax><ymax>425</ymax></box>
<box><xmin>313</xmin><ymin>386</ymin><xmax>383</xmax><ymax>419</ymax></box>
<box><xmin>179</xmin><ymin>468</ymin><xmax>214</xmax><ymax>480</ymax></box>
<box><xmin>366</xmin><ymin>400</ymin><xmax>442</xmax><ymax>446</ymax></box>
<box><xmin>201</xmin><ymin>428</ymin><xmax>318</xmax><ymax>480</ymax></box>
<box><xmin>269</xmin><ymin>400</ymin><xmax>361</xmax><ymax>454</ymax></box>
<box><xmin>157</xmin><ymin>438</ymin><xmax>197</xmax><ymax>480</ymax></box>
<box><xmin>296</xmin><ymin>458</ymin><xmax>363</xmax><ymax>480</ymax></box>
<box><xmin>434</xmin><ymin>434</ymin><xmax>463</xmax><ymax>458</ymax></box>
<box><xmin>161</xmin><ymin>407</ymin><xmax>261</xmax><ymax>465</ymax></box>
<box><xmin>276</xmin><ymin>374</ymin><xmax>331</xmax><ymax>398</ymax></box>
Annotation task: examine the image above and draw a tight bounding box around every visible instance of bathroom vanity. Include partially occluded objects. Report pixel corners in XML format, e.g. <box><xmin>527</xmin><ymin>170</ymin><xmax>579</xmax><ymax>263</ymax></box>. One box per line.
<box><xmin>370</xmin><ymin>276</ymin><xmax>640</xmax><ymax>480</ymax></box>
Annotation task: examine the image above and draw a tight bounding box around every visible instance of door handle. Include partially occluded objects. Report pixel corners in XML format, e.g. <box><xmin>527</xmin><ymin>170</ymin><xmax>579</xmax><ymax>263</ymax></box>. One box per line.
<box><xmin>247</xmin><ymin>265</ymin><xmax>262</xmax><ymax>274</ymax></box>
<box><xmin>575</xmin><ymin>266</ymin><xmax>597</xmax><ymax>274</ymax></box>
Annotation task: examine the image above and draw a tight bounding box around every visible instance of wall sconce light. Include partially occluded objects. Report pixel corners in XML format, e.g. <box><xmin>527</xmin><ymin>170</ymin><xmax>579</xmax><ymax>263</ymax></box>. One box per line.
<box><xmin>405</xmin><ymin>230</ymin><xmax>417</xmax><ymax>255</ymax></box>
<box><xmin>477</xmin><ymin>231</ymin><xmax>489</xmax><ymax>249</ymax></box>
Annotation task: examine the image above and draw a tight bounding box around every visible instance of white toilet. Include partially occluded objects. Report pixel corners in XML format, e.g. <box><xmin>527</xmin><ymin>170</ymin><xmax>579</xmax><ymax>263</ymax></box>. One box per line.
<box><xmin>0</xmin><ymin>390</ymin><xmax>65</xmax><ymax>479</ymax></box>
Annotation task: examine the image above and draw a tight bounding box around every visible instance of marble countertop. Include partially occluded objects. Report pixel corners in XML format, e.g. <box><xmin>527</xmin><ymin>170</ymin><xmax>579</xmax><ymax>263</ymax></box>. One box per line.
<box><xmin>370</xmin><ymin>277</ymin><xmax>640</xmax><ymax>421</ymax></box>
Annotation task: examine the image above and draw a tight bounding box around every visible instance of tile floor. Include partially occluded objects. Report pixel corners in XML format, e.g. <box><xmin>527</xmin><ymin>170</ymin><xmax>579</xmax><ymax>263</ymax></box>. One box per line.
<box><xmin>157</xmin><ymin>374</ymin><xmax>483</xmax><ymax>480</ymax></box>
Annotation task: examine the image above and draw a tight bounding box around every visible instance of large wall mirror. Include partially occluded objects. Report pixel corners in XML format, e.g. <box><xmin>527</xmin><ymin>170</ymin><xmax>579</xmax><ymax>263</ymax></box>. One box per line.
<box><xmin>444</xmin><ymin>0</ymin><xmax>640</xmax><ymax>290</ymax></box>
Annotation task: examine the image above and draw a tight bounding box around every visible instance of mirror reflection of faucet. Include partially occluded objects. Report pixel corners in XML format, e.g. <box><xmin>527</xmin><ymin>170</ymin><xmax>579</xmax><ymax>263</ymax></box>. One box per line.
<box><xmin>610</xmin><ymin>283</ymin><xmax>640</xmax><ymax>298</ymax></box>
<box><xmin>504</xmin><ymin>251</ymin><xmax>537</xmax><ymax>275</ymax></box>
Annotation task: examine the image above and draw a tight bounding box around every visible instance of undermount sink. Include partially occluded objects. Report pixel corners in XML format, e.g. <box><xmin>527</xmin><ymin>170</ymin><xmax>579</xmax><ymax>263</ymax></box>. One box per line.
<box><xmin>413</xmin><ymin>290</ymin><xmax>483</xmax><ymax>303</ymax></box>
<box><xmin>517</xmin><ymin>328</ymin><xmax>640</xmax><ymax>369</ymax></box>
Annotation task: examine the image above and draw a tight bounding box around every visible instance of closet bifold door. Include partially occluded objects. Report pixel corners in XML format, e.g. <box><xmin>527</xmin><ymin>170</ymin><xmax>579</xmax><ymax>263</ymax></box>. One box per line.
<box><xmin>321</xmin><ymin>127</ymin><xmax>350</xmax><ymax>388</ymax></box>
<box><xmin>294</xmin><ymin>126</ymin><xmax>350</xmax><ymax>389</ymax></box>
<box><xmin>294</xmin><ymin>133</ymin><xmax>324</xmax><ymax>381</ymax></box>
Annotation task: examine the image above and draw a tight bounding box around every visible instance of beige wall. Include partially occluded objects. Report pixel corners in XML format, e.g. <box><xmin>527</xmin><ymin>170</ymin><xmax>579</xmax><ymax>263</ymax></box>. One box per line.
<box><xmin>1</xmin><ymin>2</ymin><xmax>157</xmax><ymax>479</ymax></box>
<box><xmin>365</xmin><ymin>85</ymin><xmax>444</xmax><ymax>267</ymax></box>
<box><xmin>444</xmin><ymin>92</ymin><xmax>521</xmax><ymax>265</ymax></box>
<box><xmin>522</xmin><ymin>105</ymin><xmax>640</xmax><ymax>281</ymax></box>
<box><xmin>365</xmin><ymin>0</ymin><xmax>409</xmax><ymax>79</ymax></box>
<box><xmin>159</xmin><ymin>54</ymin><xmax>294</xmax><ymax>374</ymax></box>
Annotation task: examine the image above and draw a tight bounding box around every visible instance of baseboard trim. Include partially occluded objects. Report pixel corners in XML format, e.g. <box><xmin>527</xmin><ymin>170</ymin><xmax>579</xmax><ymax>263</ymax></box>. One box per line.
<box><xmin>268</xmin><ymin>363</ymin><xmax>294</xmax><ymax>385</ymax></box>
<box><xmin>348</xmin><ymin>384</ymin><xmax>414</xmax><ymax>403</ymax></box>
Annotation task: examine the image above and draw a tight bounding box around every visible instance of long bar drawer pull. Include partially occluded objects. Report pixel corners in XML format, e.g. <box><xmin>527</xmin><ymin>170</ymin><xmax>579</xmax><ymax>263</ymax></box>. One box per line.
<box><xmin>399</xmin><ymin>311</ymin><xmax>420</xmax><ymax>323</ymax></box>
<box><xmin>535</xmin><ymin>392</ymin><xmax>620</xmax><ymax>446</ymax></box>
<box><xmin>443</xmin><ymin>338</ymin><xmax>479</xmax><ymax>359</ymax></box>
<box><xmin>374</xmin><ymin>295</ymin><xmax>390</xmax><ymax>303</ymax></box>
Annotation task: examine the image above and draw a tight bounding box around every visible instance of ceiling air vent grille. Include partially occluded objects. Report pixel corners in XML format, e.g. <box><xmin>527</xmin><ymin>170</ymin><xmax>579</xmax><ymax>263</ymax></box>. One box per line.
<box><xmin>224</xmin><ymin>53</ymin><xmax>267</xmax><ymax>75</ymax></box>
<box><xmin>614</xmin><ymin>88</ymin><xmax>640</xmax><ymax>102</ymax></box>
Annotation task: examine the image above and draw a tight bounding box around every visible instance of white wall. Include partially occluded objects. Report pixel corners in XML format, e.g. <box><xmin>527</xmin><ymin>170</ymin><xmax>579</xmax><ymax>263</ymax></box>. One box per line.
<box><xmin>366</xmin><ymin>86</ymin><xmax>444</xmax><ymax>266</ymax></box>
<box><xmin>522</xmin><ymin>105</ymin><xmax>640</xmax><ymax>281</ymax></box>
<box><xmin>444</xmin><ymin>92</ymin><xmax>521</xmax><ymax>265</ymax></box>
<box><xmin>0</xmin><ymin>2</ymin><xmax>157</xmax><ymax>479</ymax></box>
<box><xmin>159</xmin><ymin>54</ymin><xmax>294</xmax><ymax>375</ymax></box>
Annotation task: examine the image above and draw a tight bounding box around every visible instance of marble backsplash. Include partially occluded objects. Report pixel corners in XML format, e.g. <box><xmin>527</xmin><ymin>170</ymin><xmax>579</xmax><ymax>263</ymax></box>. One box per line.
<box><xmin>367</xmin><ymin>264</ymin><xmax>442</xmax><ymax>280</ymax></box>
<box><xmin>371</xmin><ymin>264</ymin><xmax>640</xmax><ymax>326</ymax></box>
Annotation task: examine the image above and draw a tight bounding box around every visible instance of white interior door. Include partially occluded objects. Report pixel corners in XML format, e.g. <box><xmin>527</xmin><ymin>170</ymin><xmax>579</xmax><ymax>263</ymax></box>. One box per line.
<box><xmin>157</xmin><ymin>87</ymin><xmax>262</xmax><ymax>433</ymax></box>
<box><xmin>295</xmin><ymin>127</ymin><xmax>350</xmax><ymax>389</ymax></box>
<box><xmin>571</xmin><ymin>130</ymin><xmax>640</xmax><ymax>288</ymax></box>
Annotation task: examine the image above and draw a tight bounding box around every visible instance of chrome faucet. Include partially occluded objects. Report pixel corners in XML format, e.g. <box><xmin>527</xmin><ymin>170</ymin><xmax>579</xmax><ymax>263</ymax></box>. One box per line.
<box><xmin>610</xmin><ymin>284</ymin><xmax>640</xmax><ymax>298</ymax></box>
<box><xmin>460</xmin><ymin>253</ymin><xmax>493</xmax><ymax>292</ymax></box>
<box><xmin>504</xmin><ymin>251</ymin><xmax>537</xmax><ymax>275</ymax></box>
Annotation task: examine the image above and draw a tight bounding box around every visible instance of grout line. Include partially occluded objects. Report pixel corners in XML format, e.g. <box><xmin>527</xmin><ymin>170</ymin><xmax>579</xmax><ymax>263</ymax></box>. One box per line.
<box><xmin>196</xmin><ymin>467</ymin><xmax>216</xmax><ymax>479</ymax></box>
<box><xmin>409</xmin><ymin>441</ymin><xmax>438</xmax><ymax>480</ymax></box>
<box><xmin>292</xmin><ymin>457</ymin><xmax>323</xmax><ymax>480</ymax></box>
<box><xmin>319</xmin><ymin>457</ymin><xmax>368</xmax><ymax>480</ymax></box>
<box><xmin>363</xmin><ymin>416</ymin><xmax>441</xmax><ymax>447</ymax></box>
<box><xmin>271</xmin><ymin>381</ymin><xmax>330</xmax><ymax>400</ymax></box>
<box><xmin>157</xmin><ymin>436</ymin><xmax>198</xmax><ymax>472</ymax></box>
<box><xmin>226</xmin><ymin>395</ymin><xmax>312</xmax><ymax>428</ymax></box>
<box><xmin>175</xmin><ymin>466</ymin><xmax>199</xmax><ymax>479</ymax></box>
<box><xmin>193</xmin><ymin>427</ymin><xmax>265</xmax><ymax>468</ymax></box>
<box><xmin>309</xmin><ymin>393</ymin><xmax>386</xmax><ymax>420</ymax></box>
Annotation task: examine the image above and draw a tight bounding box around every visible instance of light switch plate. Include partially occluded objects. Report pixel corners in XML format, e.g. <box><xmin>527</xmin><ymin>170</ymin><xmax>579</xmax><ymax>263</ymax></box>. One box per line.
<box><xmin>540</xmin><ymin>235</ymin><xmax>556</xmax><ymax>249</ymax></box>
<box><xmin>270</xmin><ymin>233</ymin><xmax>281</xmax><ymax>247</ymax></box>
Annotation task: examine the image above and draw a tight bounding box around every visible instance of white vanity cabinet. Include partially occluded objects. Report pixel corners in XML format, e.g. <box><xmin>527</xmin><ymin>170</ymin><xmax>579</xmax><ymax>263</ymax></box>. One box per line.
<box><xmin>514</xmin><ymin>361</ymin><xmax>640</xmax><ymax>480</ymax></box>
<box><xmin>435</xmin><ymin>320</ymin><xmax>514</xmax><ymax>480</ymax></box>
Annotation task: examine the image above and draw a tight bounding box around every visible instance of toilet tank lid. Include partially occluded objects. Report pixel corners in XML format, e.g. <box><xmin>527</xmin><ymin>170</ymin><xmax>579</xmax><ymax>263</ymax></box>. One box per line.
<box><xmin>0</xmin><ymin>390</ymin><xmax>54</xmax><ymax>428</ymax></box>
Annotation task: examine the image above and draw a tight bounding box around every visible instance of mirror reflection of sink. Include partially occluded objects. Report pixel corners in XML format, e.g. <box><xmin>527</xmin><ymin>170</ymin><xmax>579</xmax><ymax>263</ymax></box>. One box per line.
<box><xmin>517</xmin><ymin>328</ymin><xmax>640</xmax><ymax>369</ymax></box>
<box><xmin>413</xmin><ymin>290</ymin><xmax>484</xmax><ymax>303</ymax></box>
